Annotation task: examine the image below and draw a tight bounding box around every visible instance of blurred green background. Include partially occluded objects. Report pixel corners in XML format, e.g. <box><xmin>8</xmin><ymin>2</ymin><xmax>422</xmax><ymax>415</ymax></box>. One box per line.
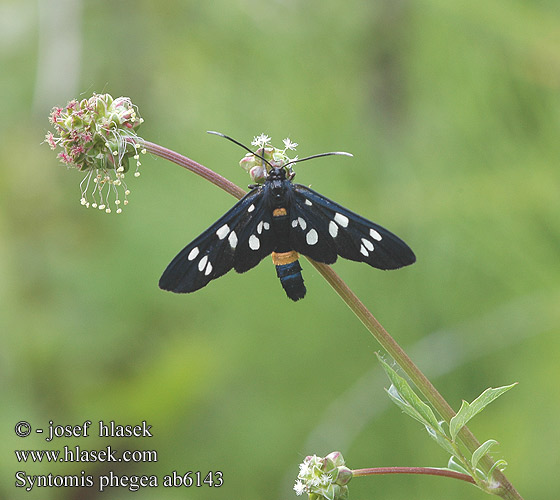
<box><xmin>1</xmin><ymin>0</ymin><xmax>559</xmax><ymax>498</ymax></box>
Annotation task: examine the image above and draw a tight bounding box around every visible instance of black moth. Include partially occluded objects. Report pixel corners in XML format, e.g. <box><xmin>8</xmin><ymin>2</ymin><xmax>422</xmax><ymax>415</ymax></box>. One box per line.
<box><xmin>159</xmin><ymin>133</ymin><xmax>415</xmax><ymax>301</ymax></box>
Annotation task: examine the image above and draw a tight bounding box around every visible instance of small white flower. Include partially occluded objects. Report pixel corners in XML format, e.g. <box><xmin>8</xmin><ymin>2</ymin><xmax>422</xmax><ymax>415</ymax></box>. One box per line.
<box><xmin>293</xmin><ymin>480</ymin><xmax>306</xmax><ymax>496</ymax></box>
<box><xmin>283</xmin><ymin>137</ymin><xmax>298</xmax><ymax>150</ymax></box>
<box><xmin>310</xmin><ymin>476</ymin><xmax>323</xmax><ymax>487</ymax></box>
<box><xmin>299</xmin><ymin>460</ymin><xmax>312</xmax><ymax>475</ymax></box>
<box><xmin>251</xmin><ymin>133</ymin><xmax>271</xmax><ymax>148</ymax></box>
<box><xmin>319</xmin><ymin>474</ymin><xmax>332</xmax><ymax>486</ymax></box>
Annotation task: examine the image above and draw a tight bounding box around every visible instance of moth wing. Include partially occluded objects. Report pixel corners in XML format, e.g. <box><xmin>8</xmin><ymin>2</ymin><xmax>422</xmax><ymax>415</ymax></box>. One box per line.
<box><xmin>290</xmin><ymin>184</ymin><xmax>416</xmax><ymax>269</ymax></box>
<box><xmin>159</xmin><ymin>189</ymin><xmax>275</xmax><ymax>293</ymax></box>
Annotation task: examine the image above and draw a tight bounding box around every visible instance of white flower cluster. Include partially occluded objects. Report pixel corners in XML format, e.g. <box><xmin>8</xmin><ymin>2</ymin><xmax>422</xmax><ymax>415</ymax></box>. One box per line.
<box><xmin>294</xmin><ymin>455</ymin><xmax>334</xmax><ymax>497</ymax></box>
<box><xmin>293</xmin><ymin>452</ymin><xmax>352</xmax><ymax>500</ymax></box>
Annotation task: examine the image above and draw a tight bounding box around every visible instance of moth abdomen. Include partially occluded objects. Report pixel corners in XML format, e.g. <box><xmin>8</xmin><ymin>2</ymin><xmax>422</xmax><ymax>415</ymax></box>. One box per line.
<box><xmin>272</xmin><ymin>251</ymin><xmax>306</xmax><ymax>301</ymax></box>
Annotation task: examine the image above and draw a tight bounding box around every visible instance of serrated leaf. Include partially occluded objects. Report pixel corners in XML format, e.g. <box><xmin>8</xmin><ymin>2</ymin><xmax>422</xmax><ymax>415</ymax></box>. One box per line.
<box><xmin>378</xmin><ymin>356</ymin><xmax>441</xmax><ymax>430</ymax></box>
<box><xmin>450</xmin><ymin>383</ymin><xmax>517</xmax><ymax>441</ymax></box>
<box><xmin>472</xmin><ymin>439</ymin><xmax>498</xmax><ymax>470</ymax></box>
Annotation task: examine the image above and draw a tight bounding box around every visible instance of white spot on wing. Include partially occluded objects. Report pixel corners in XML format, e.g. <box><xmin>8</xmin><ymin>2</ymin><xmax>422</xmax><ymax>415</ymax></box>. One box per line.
<box><xmin>306</xmin><ymin>229</ymin><xmax>319</xmax><ymax>245</ymax></box>
<box><xmin>198</xmin><ymin>255</ymin><xmax>208</xmax><ymax>272</ymax></box>
<box><xmin>263</xmin><ymin>222</ymin><xmax>270</xmax><ymax>230</ymax></box>
<box><xmin>361</xmin><ymin>238</ymin><xmax>374</xmax><ymax>251</ymax></box>
<box><xmin>249</xmin><ymin>234</ymin><xmax>260</xmax><ymax>250</ymax></box>
<box><xmin>334</xmin><ymin>213</ymin><xmax>349</xmax><ymax>227</ymax></box>
<box><xmin>305</xmin><ymin>199</ymin><xmax>313</xmax><ymax>206</ymax></box>
<box><xmin>248</xmin><ymin>204</ymin><xmax>255</xmax><ymax>213</ymax></box>
<box><xmin>188</xmin><ymin>247</ymin><xmax>199</xmax><ymax>261</ymax></box>
<box><xmin>228</xmin><ymin>231</ymin><xmax>238</xmax><ymax>249</ymax></box>
<box><xmin>370</xmin><ymin>228</ymin><xmax>382</xmax><ymax>241</ymax></box>
<box><xmin>298</xmin><ymin>217</ymin><xmax>307</xmax><ymax>230</ymax></box>
<box><xmin>360</xmin><ymin>244</ymin><xmax>369</xmax><ymax>257</ymax></box>
<box><xmin>257</xmin><ymin>221</ymin><xmax>264</xmax><ymax>234</ymax></box>
<box><xmin>204</xmin><ymin>261</ymin><xmax>213</xmax><ymax>276</ymax></box>
<box><xmin>329</xmin><ymin>221</ymin><xmax>338</xmax><ymax>238</ymax></box>
<box><xmin>216</xmin><ymin>224</ymin><xmax>230</xmax><ymax>240</ymax></box>
<box><xmin>291</xmin><ymin>219</ymin><xmax>298</xmax><ymax>228</ymax></box>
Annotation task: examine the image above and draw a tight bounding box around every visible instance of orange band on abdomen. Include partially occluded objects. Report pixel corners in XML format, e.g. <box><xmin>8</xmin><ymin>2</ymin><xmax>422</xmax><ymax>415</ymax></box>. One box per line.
<box><xmin>271</xmin><ymin>251</ymin><xmax>299</xmax><ymax>266</ymax></box>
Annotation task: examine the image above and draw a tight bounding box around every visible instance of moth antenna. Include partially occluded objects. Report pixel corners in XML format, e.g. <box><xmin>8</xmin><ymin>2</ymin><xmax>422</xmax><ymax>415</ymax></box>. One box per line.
<box><xmin>207</xmin><ymin>131</ymin><xmax>274</xmax><ymax>169</ymax></box>
<box><xmin>284</xmin><ymin>151</ymin><xmax>353</xmax><ymax>168</ymax></box>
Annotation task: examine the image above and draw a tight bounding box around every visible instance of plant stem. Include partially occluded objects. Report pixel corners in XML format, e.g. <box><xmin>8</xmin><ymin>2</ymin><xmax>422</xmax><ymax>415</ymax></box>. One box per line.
<box><xmin>143</xmin><ymin>139</ymin><xmax>523</xmax><ymax>500</ymax></box>
<box><xmin>352</xmin><ymin>466</ymin><xmax>475</xmax><ymax>484</ymax></box>
<box><xmin>141</xmin><ymin>140</ymin><xmax>246</xmax><ymax>200</ymax></box>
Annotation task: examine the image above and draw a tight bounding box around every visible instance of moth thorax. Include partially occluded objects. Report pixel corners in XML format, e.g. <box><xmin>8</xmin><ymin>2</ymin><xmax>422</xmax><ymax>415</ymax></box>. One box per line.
<box><xmin>272</xmin><ymin>208</ymin><xmax>287</xmax><ymax>217</ymax></box>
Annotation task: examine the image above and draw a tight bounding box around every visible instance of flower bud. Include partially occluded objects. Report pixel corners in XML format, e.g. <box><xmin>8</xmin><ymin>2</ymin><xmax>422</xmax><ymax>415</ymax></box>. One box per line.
<box><xmin>324</xmin><ymin>451</ymin><xmax>345</xmax><ymax>469</ymax></box>
<box><xmin>333</xmin><ymin>466</ymin><xmax>353</xmax><ymax>486</ymax></box>
<box><xmin>239</xmin><ymin>153</ymin><xmax>256</xmax><ymax>172</ymax></box>
<box><xmin>238</xmin><ymin>133</ymin><xmax>299</xmax><ymax>185</ymax></box>
<box><xmin>249</xmin><ymin>165</ymin><xmax>267</xmax><ymax>184</ymax></box>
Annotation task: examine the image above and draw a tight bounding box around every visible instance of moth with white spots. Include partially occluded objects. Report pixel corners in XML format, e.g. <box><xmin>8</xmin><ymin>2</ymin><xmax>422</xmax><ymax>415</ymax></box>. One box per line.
<box><xmin>159</xmin><ymin>148</ymin><xmax>416</xmax><ymax>300</ymax></box>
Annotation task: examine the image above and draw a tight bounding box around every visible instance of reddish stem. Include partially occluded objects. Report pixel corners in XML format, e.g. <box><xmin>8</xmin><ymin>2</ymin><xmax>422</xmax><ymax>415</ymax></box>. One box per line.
<box><xmin>140</xmin><ymin>139</ymin><xmax>247</xmax><ymax>200</ymax></box>
<box><xmin>352</xmin><ymin>466</ymin><xmax>475</xmax><ymax>485</ymax></box>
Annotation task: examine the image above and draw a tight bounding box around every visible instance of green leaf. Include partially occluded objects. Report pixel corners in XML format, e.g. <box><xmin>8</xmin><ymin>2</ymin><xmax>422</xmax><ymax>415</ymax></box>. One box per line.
<box><xmin>378</xmin><ymin>356</ymin><xmax>441</xmax><ymax>430</ymax></box>
<box><xmin>449</xmin><ymin>383</ymin><xmax>517</xmax><ymax>441</ymax></box>
<box><xmin>386</xmin><ymin>384</ymin><xmax>427</xmax><ymax>426</ymax></box>
<box><xmin>425</xmin><ymin>424</ymin><xmax>457</xmax><ymax>456</ymax></box>
<box><xmin>387</xmin><ymin>384</ymin><xmax>436</xmax><ymax>432</ymax></box>
<box><xmin>471</xmin><ymin>439</ymin><xmax>498</xmax><ymax>470</ymax></box>
<box><xmin>488</xmin><ymin>459</ymin><xmax>508</xmax><ymax>478</ymax></box>
<box><xmin>446</xmin><ymin>456</ymin><xmax>471</xmax><ymax>476</ymax></box>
